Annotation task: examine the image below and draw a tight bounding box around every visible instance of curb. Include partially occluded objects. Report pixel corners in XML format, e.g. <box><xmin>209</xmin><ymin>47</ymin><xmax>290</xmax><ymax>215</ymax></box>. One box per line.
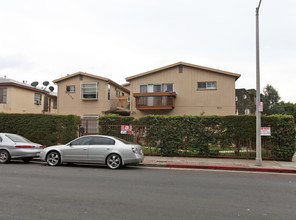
<box><xmin>165</xmin><ymin>164</ymin><xmax>296</xmax><ymax>174</ymax></box>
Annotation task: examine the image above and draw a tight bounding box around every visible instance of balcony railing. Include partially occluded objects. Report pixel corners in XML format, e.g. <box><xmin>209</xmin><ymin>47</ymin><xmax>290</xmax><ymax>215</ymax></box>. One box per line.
<box><xmin>133</xmin><ymin>92</ymin><xmax>177</xmax><ymax>110</ymax></box>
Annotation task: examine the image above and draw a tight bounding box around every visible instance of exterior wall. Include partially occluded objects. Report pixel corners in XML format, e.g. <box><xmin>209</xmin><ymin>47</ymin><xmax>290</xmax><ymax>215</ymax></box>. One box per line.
<box><xmin>0</xmin><ymin>86</ymin><xmax>46</xmax><ymax>114</ymax></box>
<box><xmin>123</xmin><ymin>83</ymin><xmax>130</xmax><ymax>91</ymax></box>
<box><xmin>56</xmin><ymin>75</ymin><xmax>129</xmax><ymax>117</ymax></box>
<box><xmin>129</xmin><ymin>65</ymin><xmax>237</xmax><ymax>118</ymax></box>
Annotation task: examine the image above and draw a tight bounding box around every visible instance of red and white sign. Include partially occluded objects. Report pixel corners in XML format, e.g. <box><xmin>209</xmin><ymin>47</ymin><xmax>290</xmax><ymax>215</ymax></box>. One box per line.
<box><xmin>258</xmin><ymin>101</ymin><xmax>263</xmax><ymax>112</ymax></box>
<box><xmin>121</xmin><ymin>125</ymin><xmax>132</xmax><ymax>134</ymax></box>
<box><xmin>261</xmin><ymin>127</ymin><xmax>271</xmax><ymax>136</ymax></box>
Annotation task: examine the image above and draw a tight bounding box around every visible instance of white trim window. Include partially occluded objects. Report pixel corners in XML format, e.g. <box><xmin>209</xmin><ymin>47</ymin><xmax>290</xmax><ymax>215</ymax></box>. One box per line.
<box><xmin>197</xmin><ymin>81</ymin><xmax>217</xmax><ymax>90</ymax></box>
<box><xmin>34</xmin><ymin>93</ymin><xmax>42</xmax><ymax>105</ymax></box>
<box><xmin>0</xmin><ymin>88</ymin><xmax>7</xmax><ymax>103</ymax></box>
<box><xmin>81</xmin><ymin>82</ymin><xmax>98</xmax><ymax>100</ymax></box>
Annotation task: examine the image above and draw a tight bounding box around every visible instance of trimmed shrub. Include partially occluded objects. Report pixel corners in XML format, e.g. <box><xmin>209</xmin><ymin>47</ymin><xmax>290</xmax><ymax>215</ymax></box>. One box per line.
<box><xmin>99</xmin><ymin>114</ymin><xmax>296</xmax><ymax>161</ymax></box>
<box><xmin>0</xmin><ymin>113</ymin><xmax>80</xmax><ymax>146</ymax></box>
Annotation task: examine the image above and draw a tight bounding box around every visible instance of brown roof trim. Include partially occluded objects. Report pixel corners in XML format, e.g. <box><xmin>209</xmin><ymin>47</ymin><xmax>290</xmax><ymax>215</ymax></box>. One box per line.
<box><xmin>122</xmin><ymin>82</ymin><xmax>130</xmax><ymax>87</ymax></box>
<box><xmin>53</xmin><ymin>72</ymin><xmax>130</xmax><ymax>94</ymax></box>
<box><xmin>125</xmin><ymin>62</ymin><xmax>241</xmax><ymax>81</ymax></box>
<box><xmin>107</xmin><ymin>79</ymin><xmax>130</xmax><ymax>94</ymax></box>
<box><xmin>0</xmin><ymin>82</ymin><xmax>48</xmax><ymax>94</ymax></box>
<box><xmin>53</xmin><ymin>72</ymin><xmax>109</xmax><ymax>83</ymax></box>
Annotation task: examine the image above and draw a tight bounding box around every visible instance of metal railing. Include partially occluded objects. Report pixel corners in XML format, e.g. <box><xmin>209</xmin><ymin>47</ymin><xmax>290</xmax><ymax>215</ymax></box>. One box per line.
<box><xmin>133</xmin><ymin>92</ymin><xmax>176</xmax><ymax>110</ymax></box>
<box><xmin>81</xmin><ymin>119</ymin><xmax>99</xmax><ymax>135</ymax></box>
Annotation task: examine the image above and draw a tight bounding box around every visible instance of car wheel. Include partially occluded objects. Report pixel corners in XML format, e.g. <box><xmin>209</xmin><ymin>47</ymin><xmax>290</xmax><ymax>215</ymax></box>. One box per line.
<box><xmin>46</xmin><ymin>151</ymin><xmax>61</xmax><ymax>166</ymax></box>
<box><xmin>23</xmin><ymin>157</ymin><xmax>33</xmax><ymax>163</ymax></box>
<box><xmin>106</xmin><ymin>154</ymin><xmax>122</xmax><ymax>169</ymax></box>
<box><xmin>0</xmin><ymin>150</ymin><xmax>11</xmax><ymax>164</ymax></box>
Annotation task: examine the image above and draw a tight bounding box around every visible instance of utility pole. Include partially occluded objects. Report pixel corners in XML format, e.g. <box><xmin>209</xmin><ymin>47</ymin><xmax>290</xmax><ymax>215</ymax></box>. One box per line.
<box><xmin>256</xmin><ymin>0</ymin><xmax>262</xmax><ymax>166</ymax></box>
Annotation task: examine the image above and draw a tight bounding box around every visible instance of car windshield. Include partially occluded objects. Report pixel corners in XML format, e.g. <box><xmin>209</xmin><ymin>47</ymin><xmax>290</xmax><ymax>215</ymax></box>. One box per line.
<box><xmin>113</xmin><ymin>137</ymin><xmax>133</xmax><ymax>145</ymax></box>
<box><xmin>5</xmin><ymin>134</ymin><xmax>32</xmax><ymax>143</ymax></box>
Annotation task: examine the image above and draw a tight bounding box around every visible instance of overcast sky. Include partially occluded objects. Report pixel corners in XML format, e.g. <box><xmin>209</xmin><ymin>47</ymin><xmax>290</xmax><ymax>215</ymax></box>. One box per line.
<box><xmin>1</xmin><ymin>0</ymin><xmax>295</xmax><ymax>102</ymax></box>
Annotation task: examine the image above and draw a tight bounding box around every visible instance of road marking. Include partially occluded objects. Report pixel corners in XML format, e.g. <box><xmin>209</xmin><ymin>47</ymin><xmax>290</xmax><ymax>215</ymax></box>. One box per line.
<box><xmin>138</xmin><ymin>166</ymin><xmax>296</xmax><ymax>176</ymax></box>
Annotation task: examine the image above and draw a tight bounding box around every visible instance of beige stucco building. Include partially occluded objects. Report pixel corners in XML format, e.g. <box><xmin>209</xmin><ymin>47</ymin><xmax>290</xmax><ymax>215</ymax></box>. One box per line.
<box><xmin>53</xmin><ymin>72</ymin><xmax>130</xmax><ymax>119</ymax></box>
<box><xmin>0</xmin><ymin>77</ymin><xmax>57</xmax><ymax>114</ymax></box>
<box><xmin>126</xmin><ymin>62</ymin><xmax>241</xmax><ymax>118</ymax></box>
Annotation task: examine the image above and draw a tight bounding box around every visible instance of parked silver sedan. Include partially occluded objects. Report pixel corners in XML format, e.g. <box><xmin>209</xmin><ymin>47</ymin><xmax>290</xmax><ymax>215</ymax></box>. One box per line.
<box><xmin>39</xmin><ymin>135</ymin><xmax>144</xmax><ymax>169</ymax></box>
<box><xmin>0</xmin><ymin>133</ymin><xmax>44</xmax><ymax>163</ymax></box>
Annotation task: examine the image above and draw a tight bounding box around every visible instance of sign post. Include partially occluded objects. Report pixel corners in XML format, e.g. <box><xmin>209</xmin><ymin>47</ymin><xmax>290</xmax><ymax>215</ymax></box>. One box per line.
<box><xmin>255</xmin><ymin>0</ymin><xmax>263</xmax><ymax>166</ymax></box>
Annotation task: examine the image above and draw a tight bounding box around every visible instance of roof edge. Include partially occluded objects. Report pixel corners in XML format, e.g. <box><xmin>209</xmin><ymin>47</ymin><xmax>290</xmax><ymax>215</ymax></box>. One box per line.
<box><xmin>53</xmin><ymin>72</ymin><xmax>130</xmax><ymax>94</ymax></box>
<box><xmin>125</xmin><ymin>62</ymin><xmax>241</xmax><ymax>81</ymax></box>
<box><xmin>0</xmin><ymin>82</ymin><xmax>49</xmax><ymax>94</ymax></box>
<box><xmin>53</xmin><ymin>72</ymin><xmax>109</xmax><ymax>83</ymax></box>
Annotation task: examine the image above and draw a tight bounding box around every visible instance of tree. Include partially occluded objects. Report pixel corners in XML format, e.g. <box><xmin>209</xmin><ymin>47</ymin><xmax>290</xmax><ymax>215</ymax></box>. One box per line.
<box><xmin>262</xmin><ymin>84</ymin><xmax>283</xmax><ymax>115</ymax></box>
<box><xmin>279</xmin><ymin>101</ymin><xmax>296</xmax><ymax>123</ymax></box>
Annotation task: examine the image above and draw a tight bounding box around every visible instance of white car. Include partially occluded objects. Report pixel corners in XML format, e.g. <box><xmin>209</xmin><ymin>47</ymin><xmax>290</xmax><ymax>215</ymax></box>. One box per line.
<box><xmin>0</xmin><ymin>133</ymin><xmax>44</xmax><ymax>163</ymax></box>
<box><xmin>39</xmin><ymin>135</ymin><xmax>144</xmax><ymax>169</ymax></box>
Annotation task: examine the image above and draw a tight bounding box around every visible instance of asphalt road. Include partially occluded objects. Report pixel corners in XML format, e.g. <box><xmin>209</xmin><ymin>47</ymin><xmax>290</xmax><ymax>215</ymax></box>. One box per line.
<box><xmin>0</xmin><ymin>161</ymin><xmax>296</xmax><ymax>220</ymax></box>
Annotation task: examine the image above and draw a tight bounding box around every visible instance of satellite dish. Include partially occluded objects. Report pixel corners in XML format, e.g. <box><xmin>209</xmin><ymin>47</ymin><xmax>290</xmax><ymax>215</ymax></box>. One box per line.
<box><xmin>49</xmin><ymin>86</ymin><xmax>54</xmax><ymax>92</ymax></box>
<box><xmin>31</xmin><ymin>81</ymin><xmax>39</xmax><ymax>87</ymax></box>
<box><xmin>43</xmin><ymin>81</ymin><xmax>49</xmax><ymax>86</ymax></box>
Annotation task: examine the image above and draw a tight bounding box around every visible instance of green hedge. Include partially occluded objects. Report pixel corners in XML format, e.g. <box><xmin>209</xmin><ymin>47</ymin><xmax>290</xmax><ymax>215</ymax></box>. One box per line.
<box><xmin>99</xmin><ymin>114</ymin><xmax>296</xmax><ymax>161</ymax></box>
<box><xmin>0</xmin><ymin>113</ymin><xmax>81</xmax><ymax>146</ymax></box>
<box><xmin>99</xmin><ymin>114</ymin><xmax>134</xmax><ymax>125</ymax></box>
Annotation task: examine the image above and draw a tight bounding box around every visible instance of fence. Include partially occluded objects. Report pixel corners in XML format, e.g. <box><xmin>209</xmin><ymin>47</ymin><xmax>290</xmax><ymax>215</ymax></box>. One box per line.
<box><xmin>99</xmin><ymin>124</ymin><xmax>148</xmax><ymax>145</ymax></box>
<box><xmin>99</xmin><ymin>124</ymin><xmax>280</xmax><ymax>160</ymax></box>
<box><xmin>81</xmin><ymin>119</ymin><xmax>99</xmax><ymax>135</ymax></box>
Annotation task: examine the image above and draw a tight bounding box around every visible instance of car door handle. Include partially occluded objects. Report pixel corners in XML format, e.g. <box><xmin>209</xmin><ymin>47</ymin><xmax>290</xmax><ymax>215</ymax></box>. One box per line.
<box><xmin>83</xmin><ymin>148</ymin><xmax>87</xmax><ymax>150</ymax></box>
<box><xmin>106</xmin><ymin>148</ymin><xmax>110</xmax><ymax>150</ymax></box>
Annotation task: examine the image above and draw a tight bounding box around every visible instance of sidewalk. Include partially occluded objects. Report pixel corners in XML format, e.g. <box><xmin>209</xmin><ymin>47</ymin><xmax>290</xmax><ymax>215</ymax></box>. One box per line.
<box><xmin>141</xmin><ymin>155</ymin><xmax>296</xmax><ymax>174</ymax></box>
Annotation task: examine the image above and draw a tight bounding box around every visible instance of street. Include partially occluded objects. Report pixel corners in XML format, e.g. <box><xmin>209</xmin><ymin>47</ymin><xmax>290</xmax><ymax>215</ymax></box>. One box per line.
<box><xmin>0</xmin><ymin>161</ymin><xmax>296</xmax><ymax>220</ymax></box>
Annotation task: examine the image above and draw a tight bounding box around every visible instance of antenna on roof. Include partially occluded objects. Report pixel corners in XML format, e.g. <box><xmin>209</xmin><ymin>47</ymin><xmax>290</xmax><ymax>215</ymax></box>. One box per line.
<box><xmin>31</xmin><ymin>81</ymin><xmax>39</xmax><ymax>87</ymax></box>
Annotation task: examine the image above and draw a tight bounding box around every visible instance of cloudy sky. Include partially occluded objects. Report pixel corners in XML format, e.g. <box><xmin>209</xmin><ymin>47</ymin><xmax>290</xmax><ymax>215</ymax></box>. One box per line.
<box><xmin>1</xmin><ymin>0</ymin><xmax>295</xmax><ymax>102</ymax></box>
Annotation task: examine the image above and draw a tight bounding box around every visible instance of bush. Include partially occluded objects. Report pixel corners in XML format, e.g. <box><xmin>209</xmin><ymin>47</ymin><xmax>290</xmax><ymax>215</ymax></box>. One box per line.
<box><xmin>99</xmin><ymin>114</ymin><xmax>296</xmax><ymax>161</ymax></box>
<box><xmin>0</xmin><ymin>113</ymin><xmax>80</xmax><ymax>146</ymax></box>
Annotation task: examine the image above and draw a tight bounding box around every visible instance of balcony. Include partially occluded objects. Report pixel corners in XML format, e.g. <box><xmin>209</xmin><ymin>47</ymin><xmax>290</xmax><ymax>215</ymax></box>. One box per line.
<box><xmin>110</xmin><ymin>96</ymin><xmax>129</xmax><ymax>110</ymax></box>
<box><xmin>105</xmin><ymin>96</ymin><xmax>130</xmax><ymax>116</ymax></box>
<box><xmin>133</xmin><ymin>92</ymin><xmax>177</xmax><ymax>110</ymax></box>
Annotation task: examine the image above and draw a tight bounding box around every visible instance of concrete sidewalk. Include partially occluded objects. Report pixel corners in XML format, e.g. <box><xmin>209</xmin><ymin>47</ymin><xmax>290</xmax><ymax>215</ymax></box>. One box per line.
<box><xmin>141</xmin><ymin>155</ymin><xmax>296</xmax><ymax>173</ymax></box>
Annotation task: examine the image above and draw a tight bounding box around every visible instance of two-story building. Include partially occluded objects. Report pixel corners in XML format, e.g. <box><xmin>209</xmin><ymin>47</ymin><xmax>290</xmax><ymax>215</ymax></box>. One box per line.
<box><xmin>126</xmin><ymin>62</ymin><xmax>241</xmax><ymax>118</ymax></box>
<box><xmin>53</xmin><ymin>72</ymin><xmax>130</xmax><ymax>117</ymax></box>
<box><xmin>53</xmin><ymin>72</ymin><xmax>130</xmax><ymax>133</ymax></box>
<box><xmin>0</xmin><ymin>77</ymin><xmax>57</xmax><ymax>114</ymax></box>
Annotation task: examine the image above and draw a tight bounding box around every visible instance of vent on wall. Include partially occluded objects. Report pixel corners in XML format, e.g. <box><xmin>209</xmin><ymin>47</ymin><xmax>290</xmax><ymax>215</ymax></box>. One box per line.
<box><xmin>178</xmin><ymin>65</ymin><xmax>183</xmax><ymax>73</ymax></box>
